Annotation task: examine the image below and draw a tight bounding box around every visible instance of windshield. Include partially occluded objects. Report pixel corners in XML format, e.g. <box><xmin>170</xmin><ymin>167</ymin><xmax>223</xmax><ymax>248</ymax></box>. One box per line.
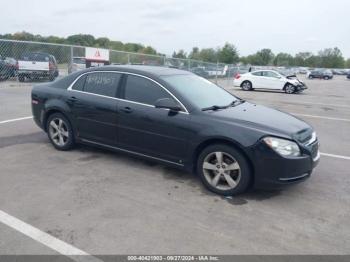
<box><xmin>162</xmin><ymin>74</ymin><xmax>238</xmax><ymax>109</ymax></box>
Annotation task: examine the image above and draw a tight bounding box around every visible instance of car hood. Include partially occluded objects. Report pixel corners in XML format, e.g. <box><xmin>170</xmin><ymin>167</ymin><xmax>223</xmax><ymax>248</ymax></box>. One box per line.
<box><xmin>207</xmin><ymin>102</ymin><xmax>312</xmax><ymax>140</ymax></box>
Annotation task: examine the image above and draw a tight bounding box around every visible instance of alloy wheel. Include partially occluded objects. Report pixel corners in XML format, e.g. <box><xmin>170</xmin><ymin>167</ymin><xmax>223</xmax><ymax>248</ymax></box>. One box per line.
<box><xmin>285</xmin><ymin>84</ymin><xmax>295</xmax><ymax>94</ymax></box>
<box><xmin>48</xmin><ymin>118</ymin><xmax>69</xmax><ymax>147</ymax></box>
<box><xmin>242</xmin><ymin>82</ymin><xmax>251</xmax><ymax>91</ymax></box>
<box><xmin>202</xmin><ymin>151</ymin><xmax>241</xmax><ymax>190</ymax></box>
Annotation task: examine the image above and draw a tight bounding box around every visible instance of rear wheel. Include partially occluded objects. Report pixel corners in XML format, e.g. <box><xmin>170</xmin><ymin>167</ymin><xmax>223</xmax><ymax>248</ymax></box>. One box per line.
<box><xmin>324</xmin><ymin>76</ymin><xmax>329</xmax><ymax>80</ymax></box>
<box><xmin>285</xmin><ymin>84</ymin><xmax>295</xmax><ymax>94</ymax></box>
<box><xmin>308</xmin><ymin>75</ymin><xmax>313</xmax><ymax>79</ymax></box>
<box><xmin>197</xmin><ymin>144</ymin><xmax>252</xmax><ymax>196</ymax></box>
<box><xmin>46</xmin><ymin>113</ymin><xmax>75</xmax><ymax>151</ymax></box>
<box><xmin>241</xmin><ymin>81</ymin><xmax>252</xmax><ymax>91</ymax></box>
<box><xmin>18</xmin><ymin>74</ymin><xmax>25</xmax><ymax>82</ymax></box>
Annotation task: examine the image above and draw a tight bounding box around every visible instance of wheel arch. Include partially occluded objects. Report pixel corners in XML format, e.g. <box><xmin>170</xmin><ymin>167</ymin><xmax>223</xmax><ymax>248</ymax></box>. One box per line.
<box><xmin>43</xmin><ymin>107</ymin><xmax>73</xmax><ymax>133</ymax></box>
<box><xmin>192</xmin><ymin>138</ymin><xmax>255</xmax><ymax>186</ymax></box>
<box><xmin>240</xmin><ymin>80</ymin><xmax>252</xmax><ymax>87</ymax></box>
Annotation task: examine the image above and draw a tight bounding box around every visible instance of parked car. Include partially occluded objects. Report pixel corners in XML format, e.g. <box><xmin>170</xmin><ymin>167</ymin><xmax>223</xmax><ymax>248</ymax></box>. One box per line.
<box><xmin>17</xmin><ymin>52</ymin><xmax>59</xmax><ymax>82</ymax></box>
<box><xmin>0</xmin><ymin>58</ymin><xmax>15</xmax><ymax>80</ymax></box>
<box><xmin>233</xmin><ymin>70</ymin><xmax>307</xmax><ymax>94</ymax></box>
<box><xmin>190</xmin><ymin>67</ymin><xmax>209</xmax><ymax>78</ymax></box>
<box><xmin>347</xmin><ymin>72</ymin><xmax>350</xmax><ymax>79</ymax></box>
<box><xmin>4</xmin><ymin>57</ymin><xmax>17</xmax><ymax>77</ymax></box>
<box><xmin>68</xmin><ymin>57</ymin><xmax>86</xmax><ymax>74</ymax></box>
<box><xmin>308</xmin><ymin>69</ymin><xmax>333</xmax><ymax>80</ymax></box>
<box><xmin>31</xmin><ymin>66</ymin><xmax>319</xmax><ymax>196</ymax></box>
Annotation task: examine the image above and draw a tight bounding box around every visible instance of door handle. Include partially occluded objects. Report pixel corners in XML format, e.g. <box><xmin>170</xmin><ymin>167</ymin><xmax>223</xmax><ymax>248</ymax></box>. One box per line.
<box><xmin>120</xmin><ymin>106</ymin><xmax>133</xmax><ymax>113</ymax></box>
<box><xmin>68</xmin><ymin>96</ymin><xmax>78</xmax><ymax>103</ymax></box>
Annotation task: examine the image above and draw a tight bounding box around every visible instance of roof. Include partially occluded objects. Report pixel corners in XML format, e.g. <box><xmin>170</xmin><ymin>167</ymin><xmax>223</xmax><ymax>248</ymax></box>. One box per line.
<box><xmin>83</xmin><ymin>65</ymin><xmax>191</xmax><ymax>77</ymax></box>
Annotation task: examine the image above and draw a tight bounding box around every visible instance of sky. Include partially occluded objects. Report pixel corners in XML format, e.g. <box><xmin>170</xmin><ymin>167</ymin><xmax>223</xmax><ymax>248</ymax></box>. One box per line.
<box><xmin>1</xmin><ymin>0</ymin><xmax>349</xmax><ymax>58</ymax></box>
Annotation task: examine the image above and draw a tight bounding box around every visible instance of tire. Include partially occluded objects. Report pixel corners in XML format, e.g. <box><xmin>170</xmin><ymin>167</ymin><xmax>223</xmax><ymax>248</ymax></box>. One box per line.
<box><xmin>18</xmin><ymin>75</ymin><xmax>25</xmax><ymax>82</ymax></box>
<box><xmin>46</xmin><ymin>113</ymin><xmax>75</xmax><ymax>151</ymax></box>
<box><xmin>285</xmin><ymin>84</ymin><xmax>295</xmax><ymax>94</ymax></box>
<box><xmin>241</xmin><ymin>81</ymin><xmax>252</xmax><ymax>91</ymax></box>
<box><xmin>49</xmin><ymin>74</ymin><xmax>55</xmax><ymax>81</ymax></box>
<box><xmin>196</xmin><ymin>144</ymin><xmax>252</xmax><ymax>196</ymax></box>
<box><xmin>308</xmin><ymin>75</ymin><xmax>313</xmax><ymax>79</ymax></box>
<box><xmin>324</xmin><ymin>76</ymin><xmax>329</xmax><ymax>80</ymax></box>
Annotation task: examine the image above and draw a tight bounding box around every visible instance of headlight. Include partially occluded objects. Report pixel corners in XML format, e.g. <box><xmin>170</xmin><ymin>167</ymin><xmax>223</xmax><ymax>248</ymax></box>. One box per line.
<box><xmin>263</xmin><ymin>137</ymin><xmax>301</xmax><ymax>157</ymax></box>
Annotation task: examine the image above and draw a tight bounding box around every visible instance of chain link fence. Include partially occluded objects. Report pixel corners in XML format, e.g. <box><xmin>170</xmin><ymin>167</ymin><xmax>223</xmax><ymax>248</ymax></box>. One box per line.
<box><xmin>0</xmin><ymin>39</ymin><xmax>235</xmax><ymax>86</ymax></box>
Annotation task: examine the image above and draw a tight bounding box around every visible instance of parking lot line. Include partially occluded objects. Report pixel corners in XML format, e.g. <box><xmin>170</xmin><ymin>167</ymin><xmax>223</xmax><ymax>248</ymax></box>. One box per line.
<box><xmin>320</xmin><ymin>152</ymin><xmax>350</xmax><ymax>160</ymax></box>
<box><xmin>292</xmin><ymin>113</ymin><xmax>350</xmax><ymax>122</ymax></box>
<box><xmin>0</xmin><ymin>210</ymin><xmax>102</xmax><ymax>262</ymax></box>
<box><xmin>0</xmin><ymin>116</ymin><xmax>33</xmax><ymax>125</ymax></box>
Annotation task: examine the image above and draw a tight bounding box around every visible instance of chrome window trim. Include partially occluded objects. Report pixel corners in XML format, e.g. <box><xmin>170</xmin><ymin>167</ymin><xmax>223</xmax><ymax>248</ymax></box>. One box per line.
<box><xmin>81</xmin><ymin>138</ymin><xmax>184</xmax><ymax>167</ymax></box>
<box><xmin>67</xmin><ymin>70</ymin><xmax>189</xmax><ymax>114</ymax></box>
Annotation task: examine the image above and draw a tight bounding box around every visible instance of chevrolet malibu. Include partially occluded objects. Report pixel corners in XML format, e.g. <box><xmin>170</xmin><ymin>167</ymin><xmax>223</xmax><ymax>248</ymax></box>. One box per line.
<box><xmin>31</xmin><ymin>66</ymin><xmax>320</xmax><ymax>195</ymax></box>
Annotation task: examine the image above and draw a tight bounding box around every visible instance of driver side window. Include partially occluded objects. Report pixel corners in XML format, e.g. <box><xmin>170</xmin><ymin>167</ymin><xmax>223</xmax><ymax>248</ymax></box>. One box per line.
<box><xmin>124</xmin><ymin>75</ymin><xmax>174</xmax><ymax>106</ymax></box>
<box><xmin>263</xmin><ymin>71</ymin><xmax>279</xmax><ymax>78</ymax></box>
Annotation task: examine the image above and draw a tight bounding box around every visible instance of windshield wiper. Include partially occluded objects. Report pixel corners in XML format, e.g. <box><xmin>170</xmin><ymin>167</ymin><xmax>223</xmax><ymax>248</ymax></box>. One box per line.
<box><xmin>201</xmin><ymin>105</ymin><xmax>227</xmax><ymax>111</ymax></box>
<box><xmin>226</xmin><ymin>99</ymin><xmax>246</xmax><ymax>107</ymax></box>
<box><xmin>201</xmin><ymin>99</ymin><xmax>246</xmax><ymax>111</ymax></box>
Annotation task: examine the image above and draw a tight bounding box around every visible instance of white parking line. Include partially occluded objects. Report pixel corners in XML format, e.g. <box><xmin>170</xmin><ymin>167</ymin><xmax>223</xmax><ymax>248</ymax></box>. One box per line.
<box><xmin>320</xmin><ymin>152</ymin><xmax>350</xmax><ymax>160</ymax></box>
<box><xmin>0</xmin><ymin>210</ymin><xmax>102</xmax><ymax>262</ymax></box>
<box><xmin>292</xmin><ymin>113</ymin><xmax>350</xmax><ymax>122</ymax></box>
<box><xmin>0</xmin><ymin>116</ymin><xmax>33</xmax><ymax>124</ymax></box>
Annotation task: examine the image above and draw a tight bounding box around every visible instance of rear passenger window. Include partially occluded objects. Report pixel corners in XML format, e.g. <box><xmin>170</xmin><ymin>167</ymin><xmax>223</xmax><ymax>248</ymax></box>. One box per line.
<box><xmin>84</xmin><ymin>72</ymin><xmax>121</xmax><ymax>97</ymax></box>
<box><xmin>72</xmin><ymin>75</ymin><xmax>86</xmax><ymax>91</ymax></box>
<box><xmin>124</xmin><ymin>75</ymin><xmax>172</xmax><ymax>105</ymax></box>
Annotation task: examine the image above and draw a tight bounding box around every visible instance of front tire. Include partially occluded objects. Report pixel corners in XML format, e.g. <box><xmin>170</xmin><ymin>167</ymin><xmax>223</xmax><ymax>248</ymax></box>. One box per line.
<box><xmin>197</xmin><ymin>144</ymin><xmax>252</xmax><ymax>196</ymax></box>
<box><xmin>241</xmin><ymin>81</ymin><xmax>252</xmax><ymax>91</ymax></box>
<box><xmin>46</xmin><ymin>113</ymin><xmax>75</xmax><ymax>151</ymax></box>
<box><xmin>324</xmin><ymin>76</ymin><xmax>329</xmax><ymax>80</ymax></box>
<box><xmin>285</xmin><ymin>84</ymin><xmax>295</xmax><ymax>94</ymax></box>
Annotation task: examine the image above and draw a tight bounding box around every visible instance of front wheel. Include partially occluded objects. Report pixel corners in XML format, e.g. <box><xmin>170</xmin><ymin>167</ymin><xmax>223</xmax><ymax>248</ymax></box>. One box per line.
<box><xmin>324</xmin><ymin>76</ymin><xmax>329</xmax><ymax>80</ymax></box>
<box><xmin>285</xmin><ymin>84</ymin><xmax>295</xmax><ymax>94</ymax></box>
<box><xmin>46</xmin><ymin>113</ymin><xmax>75</xmax><ymax>151</ymax></box>
<box><xmin>197</xmin><ymin>144</ymin><xmax>252</xmax><ymax>196</ymax></box>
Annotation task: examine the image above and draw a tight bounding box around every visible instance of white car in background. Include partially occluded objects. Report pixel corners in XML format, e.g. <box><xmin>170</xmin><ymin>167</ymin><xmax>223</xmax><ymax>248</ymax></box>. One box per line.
<box><xmin>68</xmin><ymin>57</ymin><xmax>86</xmax><ymax>74</ymax></box>
<box><xmin>233</xmin><ymin>70</ymin><xmax>307</xmax><ymax>94</ymax></box>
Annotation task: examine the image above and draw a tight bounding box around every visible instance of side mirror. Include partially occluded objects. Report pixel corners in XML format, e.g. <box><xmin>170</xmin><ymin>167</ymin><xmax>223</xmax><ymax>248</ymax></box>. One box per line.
<box><xmin>155</xmin><ymin>98</ymin><xmax>182</xmax><ymax>112</ymax></box>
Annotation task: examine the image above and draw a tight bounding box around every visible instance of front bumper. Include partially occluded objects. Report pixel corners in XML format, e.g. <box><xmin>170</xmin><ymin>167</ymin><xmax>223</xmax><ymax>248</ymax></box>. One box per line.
<box><xmin>252</xmin><ymin>140</ymin><xmax>319</xmax><ymax>189</ymax></box>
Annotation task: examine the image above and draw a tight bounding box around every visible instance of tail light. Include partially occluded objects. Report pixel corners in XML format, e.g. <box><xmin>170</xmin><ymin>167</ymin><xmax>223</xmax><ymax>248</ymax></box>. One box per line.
<box><xmin>16</xmin><ymin>61</ymin><xmax>19</xmax><ymax>70</ymax></box>
<box><xmin>234</xmin><ymin>73</ymin><xmax>241</xmax><ymax>79</ymax></box>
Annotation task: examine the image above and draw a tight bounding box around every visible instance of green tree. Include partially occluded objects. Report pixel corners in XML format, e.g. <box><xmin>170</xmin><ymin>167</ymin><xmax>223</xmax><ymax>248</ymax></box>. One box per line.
<box><xmin>188</xmin><ymin>47</ymin><xmax>200</xmax><ymax>60</ymax></box>
<box><xmin>66</xmin><ymin>34</ymin><xmax>95</xmax><ymax>47</ymax></box>
<box><xmin>256</xmin><ymin>48</ymin><xmax>274</xmax><ymax>65</ymax></box>
<box><xmin>217</xmin><ymin>42</ymin><xmax>239</xmax><ymax>64</ymax></box>
<box><xmin>172</xmin><ymin>49</ymin><xmax>187</xmax><ymax>59</ymax></box>
<box><xmin>95</xmin><ymin>37</ymin><xmax>110</xmax><ymax>48</ymax></box>
<box><xmin>140</xmin><ymin>46</ymin><xmax>157</xmax><ymax>55</ymax></box>
<box><xmin>294</xmin><ymin>52</ymin><xmax>312</xmax><ymax>66</ymax></box>
<box><xmin>318</xmin><ymin>47</ymin><xmax>344</xmax><ymax>68</ymax></box>
<box><xmin>273</xmin><ymin>52</ymin><xmax>294</xmax><ymax>66</ymax></box>
<box><xmin>345</xmin><ymin>58</ymin><xmax>350</xmax><ymax>68</ymax></box>
<box><xmin>198</xmin><ymin>48</ymin><xmax>218</xmax><ymax>63</ymax></box>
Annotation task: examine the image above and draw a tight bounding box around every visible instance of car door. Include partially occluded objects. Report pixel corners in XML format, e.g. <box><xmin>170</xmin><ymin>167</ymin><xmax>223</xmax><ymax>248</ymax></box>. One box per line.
<box><xmin>116</xmin><ymin>74</ymin><xmax>191</xmax><ymax>165</ymax></box>
<box><xmin>249</xmin><ymin>71</ymin><xmax>263</xmax><ymax>88</ymax></box>
<box><xmin>67</xmin><ymin>71</ymin><xmax>121</xmax><ymax>145</ymax></box>
<box><xmin>261</xmin><ymin>71</ymin><xmax>285</xmax><ymax>89</ymax></box>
